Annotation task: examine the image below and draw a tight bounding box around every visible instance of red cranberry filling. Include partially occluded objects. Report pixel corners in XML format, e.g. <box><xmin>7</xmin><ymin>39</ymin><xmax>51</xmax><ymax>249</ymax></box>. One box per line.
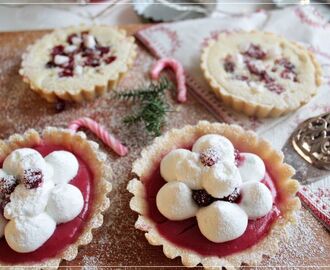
<box><xmin>46</xmin><ymin>31</ymin><xmax>117</xmax><ymax>77</ymax></box>
<box><xmin>0</xmin><ymin>144</ymin><xmax>94</xmax><ymax>264</ymax></box>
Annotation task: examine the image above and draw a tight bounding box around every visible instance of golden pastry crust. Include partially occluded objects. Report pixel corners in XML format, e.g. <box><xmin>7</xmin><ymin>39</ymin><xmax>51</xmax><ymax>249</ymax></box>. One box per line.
<box><xmin>200</xmin><ymin>31</ymin><xmax>322</xmax><ymax>118</ymax></box>
<box><xmin>127</xmin><ymin>121</ymin><xmax>300</xmax><ymax>269</ymax></box>
<box><xmin>0</xmin><ymin>128</ymin><xmax>112</xmax><ymax>269</ymax></box>
<box><xmin>19</xmin><ymin>25</ymin><xmax>137</xmax><ymax>103</ymax></box>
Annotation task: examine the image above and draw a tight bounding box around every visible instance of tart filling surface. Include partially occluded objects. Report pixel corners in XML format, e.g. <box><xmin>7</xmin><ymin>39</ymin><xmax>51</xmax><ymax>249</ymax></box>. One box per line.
<box><xmin>0</xmin><ymin>128</ymin><xmax>111</xmax><ymax>268</ymax></box>
<box><xmin>201</xmin><ymin>31</ymin><xmax>322</xmax><ymax>117</ymax></box>
<box><xmin>128</xmin><ymin>121</ymin><xmax>301</xmax><ymax>268</ymax></box>
<box><xmin>20</xmin><ymin>25</ymin><xmax>137</xmax><ymax>102</ymax></box>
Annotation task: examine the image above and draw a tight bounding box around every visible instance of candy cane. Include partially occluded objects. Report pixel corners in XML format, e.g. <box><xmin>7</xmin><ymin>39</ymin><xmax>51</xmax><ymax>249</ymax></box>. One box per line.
<box><xmin>150</xmin><ymin>58</ymin><xmax>187</xmax><ymax>103</ymax></box>
<box><xmin>68</xmin><ymin>117</ymin><xmax>128</xmax><ymax>157</ymax></box>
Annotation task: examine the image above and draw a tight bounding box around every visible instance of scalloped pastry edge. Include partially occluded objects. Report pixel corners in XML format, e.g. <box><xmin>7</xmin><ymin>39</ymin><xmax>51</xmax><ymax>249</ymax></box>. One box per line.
<box><xmin>127</xmin><ymin>121</ymin><xmax>301</xmax><ymax>269</ymax></box>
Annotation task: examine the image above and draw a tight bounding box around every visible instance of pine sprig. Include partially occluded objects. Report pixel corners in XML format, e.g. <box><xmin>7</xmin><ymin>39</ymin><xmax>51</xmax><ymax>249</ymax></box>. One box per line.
<box><xmin>116</xmin><ymin>78</ymin><xmax>172</xmax><ymax>136</ymax></box>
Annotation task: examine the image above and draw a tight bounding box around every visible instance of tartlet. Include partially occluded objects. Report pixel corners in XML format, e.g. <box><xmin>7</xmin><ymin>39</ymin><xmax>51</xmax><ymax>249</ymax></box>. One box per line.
<box><xmin>20</xmin><ymin>25</ymin><xmax>137</xmax><ymax>103</ymax></box>
<box><xmin>127</xmin><ymin>121</ymin><xmax>300</xmax><ymax>268</ymax></box>
<box><xmin>201</xmin><ymin>31</ymin><xmax>322</xmax><ymax>118</ymax></box>
<box><xmin>0</xmin><ymin>128</ymin><xmax>111</xmax><ymax>268</ymax></box>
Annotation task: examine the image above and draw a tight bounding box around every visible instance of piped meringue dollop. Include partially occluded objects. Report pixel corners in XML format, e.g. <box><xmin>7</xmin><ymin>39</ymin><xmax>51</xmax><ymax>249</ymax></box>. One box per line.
<box><xmin>156</xmin><ymin>182</ymin><xmax>198</xmax><ymax>221</ymax></box>
<box><xmin>46</xmin><ymin>184</ymin><xmax>84</xmax><ymax>224</ymax></box>
<box><xmin>239</xmin><ymin>182</ymin><xmax>273</xmax><ymax>219</ymax></box>
<box><xmin>202</xmin><ymin>161</ymin><xmax>242</xmax><ymax>198</ymax></box>
<box><xmin>5</xmin><ymin>213</ymin><xmax>56</xmax><ymax>253</ymax></box>
<box><xmin>160</xmin><ymin>150</ymin><xmax>202</xmax><ymax>189</ymax></box>
<box><xmin>196</xmin><ymin>201</ymin><xmax>248</xmax><ymax>243</ymax></box>
<box><xmin>238</xmin><ymin>153</ymin><xmax>265</xmax><ymax>182</ymax></box>
<box><xmin>192</xmin><ymin>134</ymin><xmax>235</xmax><ymax>163</ymax></box>
<box><xmin>3</xmin><ymin>149</ymin><xmax>46</xmax><ymax>179</ymax></box>
<box><xmin>45</xmin><ymin>151</ymin><xmax>79</xmax><ymax>185</ymax></box>
<box><xmin>4</xmin><ymin>181</ymin><xmax>54</xmax><ymax>219</ymax></box>
<box><xmin>0</xmin><ymin>148</ymin><xmax>84</xmax><ymax>253</ymax></box>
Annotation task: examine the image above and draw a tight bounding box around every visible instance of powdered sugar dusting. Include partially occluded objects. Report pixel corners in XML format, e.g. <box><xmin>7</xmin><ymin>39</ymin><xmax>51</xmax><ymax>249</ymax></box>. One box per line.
<box><xmin>0</xmin><ymin>29</ymin><xmax>329</xmax><ymax>267</ymax></box>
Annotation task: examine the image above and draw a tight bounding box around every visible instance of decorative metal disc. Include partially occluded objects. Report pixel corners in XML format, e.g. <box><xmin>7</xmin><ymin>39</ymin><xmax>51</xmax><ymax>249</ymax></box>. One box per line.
<box><xmin>292</xmin><ymin>112</ymin><xmax>330</xmax><ymax>170</ymax></box>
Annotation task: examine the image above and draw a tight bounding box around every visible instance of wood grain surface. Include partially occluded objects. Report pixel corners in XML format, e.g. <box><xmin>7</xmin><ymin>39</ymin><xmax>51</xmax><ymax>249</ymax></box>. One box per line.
<box><xmin>0</xmin><ymin>25</ymin><xmax>329</xmax><ymax>269</ymax></box>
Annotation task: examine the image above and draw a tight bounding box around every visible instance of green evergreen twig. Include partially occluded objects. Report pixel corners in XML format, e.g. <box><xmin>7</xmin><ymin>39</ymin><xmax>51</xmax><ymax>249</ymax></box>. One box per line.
<box><xmin>116</xmin><ymin>78</ymin><xmax>172</xmax><ymax>136</ymax></box>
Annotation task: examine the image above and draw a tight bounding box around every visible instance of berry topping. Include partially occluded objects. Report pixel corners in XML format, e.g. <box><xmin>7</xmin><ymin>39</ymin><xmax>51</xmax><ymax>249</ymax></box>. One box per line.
<box><xmin>0</xmin><ymin>175</ymin><xmax>18</xmax><ymax>195</ymax></box>
<box><xmin>243</xmin><ymin>44</ymin><xmax>267</xmax><ymax>60</ymax></box>
<box><xmin>234</xmin><ymin>149</ymin><xmax>245</xmax><ymax>167</ymax></box>
<box><xmin>246</xmin><ymin>60</ymin><xmax>262</xmax><ymax>76</ymax></box>
<box><xmin>51</xmin><ymin>45</ymin><xmax>65</xmax><ymax>56</ymax></box>
<box><xmin>46</xmin><ymin>31</ymin><xmax>116</xmax><ymax>77</ymax></box>
<box><xmin>67</xmin><ymin>33</ymin><xmax>78</xmax><ymax>44</ymax></box>
<box><xmin>223</xmin><ymin>55</ymin><xmax>235</xmax><ymax>73</ymax></box>
<box><xmin>200</xmin><ymin>148</ymin><xmax>221</xmax><ymax>167</ymax></box>
<box><xmin>104</xmin><ymin>56</ymin><xmax>117</xmax><ymax>64</ymax></box>
<box><xmin>192</xmin><ymin>189</ymin><xmax>215</xmax><ymax>207</ymax></box>
<box><xmin>276</xmin><ymin>58</ymin><xmax>295</xmax><ymax>70</ymax></box>
<box><xmin>59</xmin><ymin>68</ymin><xmax>74</xmax><ymax>77</ymax></box>
<box><xmin>235</xmin><ymin>75</ymin><xmax>249</xmax><ymax>81</ymax></box>
<box><xmin>98</xmin><ymin>46</ymin><xmax>110</xmax><ymax>55</ymax></box>
<box><xmin>22</xmin><ymin>169</ymin><xmax>44</xmax><ymax>189</ymax></box>
<box><xmin>265</xmin><ymin>81</ymin><xmax>284</xmax><ymax>94</ymax></box>
<box><xmin>45</xmin><ymin>61</ymin><xmax>56</xmax><ymax>68</ymax></box>
<box><xmin>221</xmin><ymin>188</ymin><xmax>240</xmax><ymax>203</ymax></box>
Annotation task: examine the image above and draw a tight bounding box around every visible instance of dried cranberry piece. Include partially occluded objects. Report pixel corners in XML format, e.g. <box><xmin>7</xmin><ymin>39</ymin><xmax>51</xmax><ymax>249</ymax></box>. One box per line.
<box><xmin>0</xmin><ymin>175</ymin><xmax>17</xmax><ymax>195</ymax></box>
<box><xmin>244</xmin><ymin>44</ymin><xmax>267</xmax><ymax>60</ymax></box>
<box><xmin>23</xmin><ymin>169</ymin><xmax>43</xmax><ymax>189</ymax></box>
<box><xmin>246</xmin><ymin>60</ymin><xmax>262</xmax><ymax>76</ymax></box>
<box><xmin>67</xmin><ymin>33</ymin><xmax>78</xmax><ymax>44</ymax></box>
<box><xmin>276</xmin><ymin>58</ymin><xmax>295</xmax><ymax>70</ymax></box>
<box><xmin>260</xmin><ymin>71</ymin><xmax>274</xmax><ymax>84</ymax></box>
<box><xmin>45</xmin><ymin>60</ymin><xmax>56</xmax><ymax>68</ymax></box>
<box><xmin>54</xmin><ymin>99</ymin><xmax>66</xmax><ymax>112</ymax></box>
<box><xmin>221</xmin><ymin>188</ymin><xmax>240</xmax><ymax>203</ymax></box>
<box><xmin>266</xmin><ymin>82</ymin><xmax>284</xmax><ymax>94</ymax></box>
<box><xmin>81</xmin><ymin>48</ymin><xmax>95</xmax><ymax>58</ymax></box>
<box><xmin>223</xmin><ymin>55</ymin><xmax>235</xmax><ymax>73</ymax></box>
<box><xmin>97</xmin><ymin>46</ymin><xmax>110</xmax><ymax>55</ymax></box>
<box><xmin>51</xmin><ymin>45</ymin><xmax>65</xmax><ymax>56</ymax></box>
<box><xmin>84</xmin><ymin>57</ymin><xmax>100</xmax><ymax>67</ymax></box>
<box><xmin>192</xmin><ymin>189</ymin><xmax>215</xmax><ymax>207</ymax></box>
<box><xmin>235</xmin><ymin>75</ymin><xmax>249</xmax><ymax>81</ymax></box>
<box><xmin>59</xmin><ymin>68</ymin><xmax>74</xmax><ymax>77</ymax></box>
<box><xmin>200</xmin><ymin>148</ymin><xmax>220</xmax><ymax>167</ymax></box>
<box><xmin>104</xmin><ymin>56</ymin><xmax>116</xmax><ymax>64</ymax></box>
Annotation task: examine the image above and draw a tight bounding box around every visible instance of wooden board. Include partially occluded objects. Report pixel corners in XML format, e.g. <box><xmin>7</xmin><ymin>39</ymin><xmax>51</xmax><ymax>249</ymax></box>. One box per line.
<box><xmin>0</xmin><ymin>26</ymin><xmax>329</xmax><ymax>269</ymax></box>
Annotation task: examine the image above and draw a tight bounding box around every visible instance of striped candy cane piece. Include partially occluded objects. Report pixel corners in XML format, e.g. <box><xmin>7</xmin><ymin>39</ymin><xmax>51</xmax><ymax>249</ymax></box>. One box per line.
<box><xmin>150</xmin><ymin>58</ymin><xmax>187</xmax><ymax>103</ymax></box>
<box><xmin>68</xmin><ymin>117</ymin><xmax>128</xmax><ymax>157</ymax></box>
